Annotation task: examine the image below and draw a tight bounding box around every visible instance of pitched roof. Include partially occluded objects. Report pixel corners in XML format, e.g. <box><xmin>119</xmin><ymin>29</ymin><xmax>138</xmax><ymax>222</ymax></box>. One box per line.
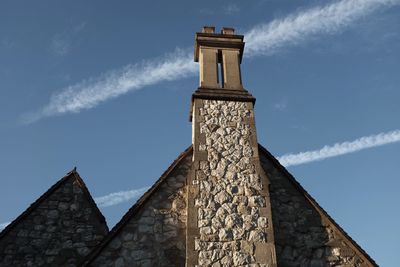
<box><xmin>82</xmin><ymin>144</ymin><xmax>377</xmax><ymax>266</ymax></box>
<box><xmin>81</xmin><ymin>146</ymin><xmax>193</xmax><ymax>266</ymax></box>
<box><xmin>0</xmin><ymin>168</ymin><xmax>108</xmax><ymax>240</ymax></box>
<box><xmin>258</xmin><ymin>144</ymin><xmax>378</xmax><ymax>266</ymax></box>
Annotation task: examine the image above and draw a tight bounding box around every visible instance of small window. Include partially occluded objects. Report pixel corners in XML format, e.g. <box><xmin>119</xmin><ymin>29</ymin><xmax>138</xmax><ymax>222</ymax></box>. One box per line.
<box><xmin>217</xmin><ymin>62</ymin><xmax>224</xmax><ymax>88</ymax></box>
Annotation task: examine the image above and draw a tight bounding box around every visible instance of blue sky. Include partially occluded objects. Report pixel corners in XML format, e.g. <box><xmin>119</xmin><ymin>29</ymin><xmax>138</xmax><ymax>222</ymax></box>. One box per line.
<box><xmin>1</xmin><ymin>0</ymin><xmax>400</xmax><ymax>265</ymax></box>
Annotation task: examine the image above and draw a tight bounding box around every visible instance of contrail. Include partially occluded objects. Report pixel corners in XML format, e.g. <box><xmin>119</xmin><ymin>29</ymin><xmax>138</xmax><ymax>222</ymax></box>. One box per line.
<box><xmin>1</xmin><ymin>129</ymin><xmax>399</xmax><ymax>229</ymax></box>
<box><xmin>245</xmin><ymin>0</ymin><xmax>400</xmax><ymax>57</ymax></box>
<box><xmin>21</xmin><ymin>49</ymin><xmax>196</xmax><ymax>124</ymax></box>
<box><xmin>94</xmin><ymin>186</ymin><xmax>149</xmax><ymax>208</ymax></box>
<box><xmin>277</xmin><ymin>129</ymin><xmax>400</xmax><ymax>167</ymax></box>
<box><xmin>21</xmin><ymin>0</ymin><xmax>400</xmax><ymax>123</ymax></box>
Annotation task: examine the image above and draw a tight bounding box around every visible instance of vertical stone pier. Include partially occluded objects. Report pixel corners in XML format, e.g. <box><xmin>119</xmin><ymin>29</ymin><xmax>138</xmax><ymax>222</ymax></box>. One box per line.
<box><xmin>186</xmin><ymin>27</ymin><xmax>277</xmax><ymax>266</ymax></box>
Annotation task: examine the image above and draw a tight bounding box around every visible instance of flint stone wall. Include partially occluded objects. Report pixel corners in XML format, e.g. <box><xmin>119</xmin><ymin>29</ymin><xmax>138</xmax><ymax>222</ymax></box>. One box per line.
<box><xmin>189</xmin><ymin>100</ymin><xmax>275</xmax><ymax>266</ymax></box>
<box><xmin>0</xmin><ymin>176</ymin><xmax>108</xmax><ymax>267</ymax></box>
<box><xmin>260</xmin><ymin>152</ymin><xmax>371</xmax><ymax>267</ymax></box>
<box><xmin>90</xmin><ymin>154</ymin><xmax>191</xmax><ymax>267</ymax></box>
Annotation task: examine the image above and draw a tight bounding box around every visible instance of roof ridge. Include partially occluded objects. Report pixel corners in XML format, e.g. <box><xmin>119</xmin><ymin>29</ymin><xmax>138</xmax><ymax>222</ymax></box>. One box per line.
<box><xmin>0</xmin><ymin>168</ymin><xmax>109</xmax><ymax>241</ymax></box>
<box><xmin>70</xmin><ymin>170</ymin><xmax>109</xmax><ymax>232</ymax></box>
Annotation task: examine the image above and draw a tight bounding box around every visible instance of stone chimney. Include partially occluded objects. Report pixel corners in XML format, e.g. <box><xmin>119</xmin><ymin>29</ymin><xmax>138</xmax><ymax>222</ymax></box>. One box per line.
<box><xmin>187</xmin><ymin>27</ymin><xmax>277</xmax><ymax>266</ymax></box>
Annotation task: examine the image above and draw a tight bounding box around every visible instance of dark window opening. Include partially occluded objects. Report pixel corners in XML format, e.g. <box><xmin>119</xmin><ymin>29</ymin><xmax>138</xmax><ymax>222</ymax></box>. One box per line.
<box><xmin>217</xmin><ymin>62</ymin><xmax>224</xmax><ymax>88</ymax></box>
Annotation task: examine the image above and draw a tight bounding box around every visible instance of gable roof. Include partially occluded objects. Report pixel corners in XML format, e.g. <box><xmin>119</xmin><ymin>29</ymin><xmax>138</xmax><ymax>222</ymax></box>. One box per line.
<box><xmin>82</xmin><ymin>144</ymin><xmax>377</xmax><ymax>266</ymax></box>
<box><xmin>258</xmin><ymin>144</ymin><xmax>378</xmax><ymax>266</ymax></box>
<box><xmin>81</xmin><ymin>146</ymin><xmax>193</xmax><ymax>266</ymax></box>
<box><xmin>0</xmin><ymin>168</ymin><xmax>108</xmax><ymax>240</ymax></box>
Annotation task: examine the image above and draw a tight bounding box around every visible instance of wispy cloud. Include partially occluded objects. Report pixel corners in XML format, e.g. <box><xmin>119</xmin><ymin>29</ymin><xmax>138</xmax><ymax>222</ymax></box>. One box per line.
<box><xmin>50</xmin><ymin>34</ymin><xmax>70</xmax><ymax>56</ymax></box>
<box><xmin>0</xmin><ymin>222</ymin><xmax>10</xmax><ymax>231</ymax></box>
<box><xmin>22</xmin><ymin>0</ymin><xmax>400</xmax><ymax>123</ymax></box>
<box><xmin>245</xmin><ymin>0</ymin><xmax>400</xmax><ymax>57</ymax></box>
<box><xmin>21</xmin><ymin>49</ymin><xmax>196</xmax><ymax>124</ymax></box>
<box><xmin>272</xmin><ymin>100</ymin><xmax>288</xmax><ymax>111</ymax></box>
<box><xmin>94</xmin><ymin>186</ymin><xmax>149</xmax><ymax>208</ymax></box>
<box><xmin>277</xmin><ymin>129</ymin><xmax>400</xmax><ymax>167</ymax></box>
<box><xmin>50</xmin><ymin>22</ymin><xmax>86</xmax><ymax>56</ymax></box>
<box><xmin>223</xmin><ymin>3</ymin><xmax>240</xmax><ymax>15</ymax></box>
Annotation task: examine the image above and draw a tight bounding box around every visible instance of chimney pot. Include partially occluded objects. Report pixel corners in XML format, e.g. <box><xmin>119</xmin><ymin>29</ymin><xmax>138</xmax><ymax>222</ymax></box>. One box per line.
<box><xmin>221</xmin><ymin>27</ymin><xmax>235</xmax><ymax>35</ymax></box>
<box><xmin>202</xmin><ymin>26</ymin><xmax>215</xmax><ymax>33</ymax></box>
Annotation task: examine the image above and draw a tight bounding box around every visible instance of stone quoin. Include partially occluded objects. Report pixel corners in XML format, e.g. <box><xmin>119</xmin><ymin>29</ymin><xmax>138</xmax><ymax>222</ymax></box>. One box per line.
<box><xmin>0</xmin><ymin>27</ymin><xmax>378</xmax><ymax>267</ymax></box>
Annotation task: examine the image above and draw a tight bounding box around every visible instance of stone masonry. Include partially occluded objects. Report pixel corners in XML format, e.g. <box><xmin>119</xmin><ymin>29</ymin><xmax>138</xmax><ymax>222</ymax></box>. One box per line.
<box><xmin>188</xmin><ymin>99</ymin><xmax>276</xmax><ymax>266</ymax></box>
<box><xmin>0</xmin><ymin>170</ymin><xmax>108</xmax><ymax>267</ymax></box>
<box><xmin>259</xmin><ymin>148</ymin><xmax>373</xmax><ymax>267</ymax></box>
<box><xmin>85</xmin><ymin>151</ymin><xmax>192</xmax><ymax>267</ymax></box>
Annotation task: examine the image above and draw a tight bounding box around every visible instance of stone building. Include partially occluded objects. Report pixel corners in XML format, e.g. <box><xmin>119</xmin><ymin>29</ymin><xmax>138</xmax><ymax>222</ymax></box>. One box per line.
<box><xmin>0</xmin><ymin>27</ymin><xmax>378</xmax><ymax>266</ymax></box>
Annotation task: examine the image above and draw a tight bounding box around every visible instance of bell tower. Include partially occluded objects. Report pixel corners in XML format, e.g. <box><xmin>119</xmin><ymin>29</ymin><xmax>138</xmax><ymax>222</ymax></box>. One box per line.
<box><xmin>187</xmin><ymin>27</ymin><xmax>277</xmax><ymax>266</ymax></box>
